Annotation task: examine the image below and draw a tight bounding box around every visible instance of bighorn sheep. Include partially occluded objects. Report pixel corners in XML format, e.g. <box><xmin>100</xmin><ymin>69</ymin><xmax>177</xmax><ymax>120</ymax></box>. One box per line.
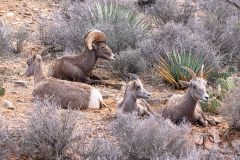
<box><xmin>50</xmin><ymin>29</ymin><xmax>121</xmax><ymax>89</ymax></box>
<box><xmin>162</xmin><ymin>66</ymin><xmax>210</xmax><ymax>127</ymax></box>
<box><xmin>25</xmin><ymin>54</ymin><xmax>104</xmax><ymax>110</ymax></box>
<box><xmin>117</xmin><ymin>75</ymin><xmax>155</xmax><ymax>116</ymax></box>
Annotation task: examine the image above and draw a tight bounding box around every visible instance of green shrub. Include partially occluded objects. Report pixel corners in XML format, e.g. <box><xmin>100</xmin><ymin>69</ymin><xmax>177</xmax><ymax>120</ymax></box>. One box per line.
<box><xmin>156</xmin><ymin>50</ymin><xmax>212</xmax><ymax>88</ymax></box>
<box><xmin>200</xmin><ymin>98</ymin><xmax>222</xmax><ymax>114</ymax></box>
<box><xmin>228</xmin><ymin>65</ymin><xmax>238</xmax><ymax>74</ymax></box>
<box><xmin>216</xmin><ymin>77</ymin><xmax>236</xmax><ymax>91</ymax></box>
<box><xmin>0</xmin><ymin>82</ymin><xmax>5</xmax><ymax>96</ymax></box>
<box><xmin>109</xmin><ymin>49</ymin><xmax>146</xmax><ymax>78</ymax></box>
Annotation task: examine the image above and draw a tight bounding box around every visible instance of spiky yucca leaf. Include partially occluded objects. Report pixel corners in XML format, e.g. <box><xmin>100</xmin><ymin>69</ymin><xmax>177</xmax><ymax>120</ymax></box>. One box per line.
<box><xmin>86</xmin><ymin>0</ymin><xmax>149</xmax><ymax>30</ymax></box>
<box><xmin>156</xmin><ymin>51</ymin><xmax>212</xmax><ymax>88</ymax></box>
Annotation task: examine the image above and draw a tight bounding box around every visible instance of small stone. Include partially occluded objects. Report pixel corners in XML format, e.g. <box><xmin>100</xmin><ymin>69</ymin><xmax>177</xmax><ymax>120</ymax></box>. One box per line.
<box><xmin>5</xmin><ymin>12</ymin><xmax>14</xmax><ymax>17</ymax></box>
<box><xmin>13</xmin><ymin>80</ymin><xmax>28</xmax><ymax>87</ymax></box>
<box><xmin>204</xmin><ymin>138</ymin><xmax>214</xmax><ymax>149</ymax></box>
<box><xmin>208</xmin><ymin>129</ymin><xmax>221</xmax><ymax>143</ymax></box>
<box><xmin>2</xmin><ymin>99</ymin><xmax>15</xmax><ymax>110</ymax></box>
<box><xmin>193</xmin><ymin>133</ymin><xmax>204</xmax><ymax>145</ymax></box>
<box><xmin>213</xmin><ymin>117</ymin><xmax>224</xmax><ymax>125</ymax></box>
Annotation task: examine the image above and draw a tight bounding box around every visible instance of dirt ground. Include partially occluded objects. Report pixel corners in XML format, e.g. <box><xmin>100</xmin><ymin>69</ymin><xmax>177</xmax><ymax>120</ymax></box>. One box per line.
<box><xmin>0</xmin><ymin>0</ymin><xmax>239</xmax><ymax>159</ymax></box>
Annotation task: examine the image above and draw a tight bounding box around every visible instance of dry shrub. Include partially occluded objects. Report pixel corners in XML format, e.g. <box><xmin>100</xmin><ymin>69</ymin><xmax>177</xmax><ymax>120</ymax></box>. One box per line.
<box><xmin>0</xmin><ymin>21</ymin><xmax>13</xmax><ymax>54</ymax></box>
<box><xmin>39</xmin><ymin>0</ymin><xmax>148</xmax><ymax>53</ymax></box>
<box><xmin>110</xmin><ymin>114</ymin><xmax>201</xmax><ymax>159</ymax></box>
<box><xmin>19</xmin><ymin>101</ymin><xmax>83</xmax><ymax>160</ymax></box>
<box><xmin>109</xmin><ymin>49</ymin><xmax>146</xmax><ymax>79</ymax></box>
<box><xmin>140</xmin><ymin>0</ymin><xmax>196</xmax><ymax>25</ymax></box>
<box><xmin>79</xmin><ymin>138</ymin><xmax>120</xmax><ymax>160</ymax></box>
<box><xmin>0</xmin><ymin>114</ymin><xmax>14</xmax><ymax>160</ymax></box>
<box><xmin>221</xmin><ymin>87</ymin><xmax>240</xmax><ymax>130</ymax></box>
<box><xmin>196</xmin><ymin>0</ymin><xmax>240</xmax><ymax>66</ymax></box>
<box><xmin>138</xmin><ymin>22</ymin><xmax>220</xmax><ymax>68</ymax></box>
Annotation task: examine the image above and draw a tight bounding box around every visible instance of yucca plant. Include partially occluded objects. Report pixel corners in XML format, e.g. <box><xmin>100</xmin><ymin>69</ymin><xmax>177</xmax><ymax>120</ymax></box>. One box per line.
<box><xmin>85</xmin><ymin>0</ymin><xmax>149</xmax><ymax>29</ymax></box>
<box><xmin>156</xmin><ymin>50</ymin><xmax>212</xmax><ymax>89</ymax></box>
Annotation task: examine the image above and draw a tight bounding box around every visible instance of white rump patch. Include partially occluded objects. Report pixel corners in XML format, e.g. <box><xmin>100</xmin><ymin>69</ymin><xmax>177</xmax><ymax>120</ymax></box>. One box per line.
<box><xmin>88</xmin><ymin>88</ymin><xmax>103</xmax><ymax>109</ymax></box>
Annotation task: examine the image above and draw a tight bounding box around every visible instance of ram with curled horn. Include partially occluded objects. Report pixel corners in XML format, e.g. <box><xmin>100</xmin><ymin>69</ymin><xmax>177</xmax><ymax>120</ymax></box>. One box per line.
<box><xmin>161</xmin><ymin>65</ymin><xmax>214</xmax><ymax>127</ymax></box>
<box><xmin>50</xmin><ymin>29</ymin><xmax>122</xmax><ymax>89</ymax></box>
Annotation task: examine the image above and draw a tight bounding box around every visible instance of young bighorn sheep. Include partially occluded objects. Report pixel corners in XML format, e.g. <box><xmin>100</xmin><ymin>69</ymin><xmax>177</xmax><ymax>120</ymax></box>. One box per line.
<box><xmin>25</xmin><ymin>54</ymin><xmax>104</xmax><ymax>110</ymax></box>
<box><xmin>117</xmin><ymin>75</ymin><xmax>155</xmax><ymax>116</ymax></box>
<box><xmin>162</xmin><ymin>66</ymin><xmax>210</xmax><ymax>127</ymax></box>
<box><xmin>50</xmin><ymin>29</ymin><xmax>121</xmax><ymax>89</ymax></box>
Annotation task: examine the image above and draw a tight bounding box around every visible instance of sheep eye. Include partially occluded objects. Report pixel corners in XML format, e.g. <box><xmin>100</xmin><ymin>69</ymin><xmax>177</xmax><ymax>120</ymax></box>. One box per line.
<box><xmin>192</xmin><ymin>85</ymin><xmax>197</xmax><ymax>89</ymax></box>
<box><xmin>136</xmin><ymin>86</ymin><xmax>141</xmax><ymax>89</ymax></box>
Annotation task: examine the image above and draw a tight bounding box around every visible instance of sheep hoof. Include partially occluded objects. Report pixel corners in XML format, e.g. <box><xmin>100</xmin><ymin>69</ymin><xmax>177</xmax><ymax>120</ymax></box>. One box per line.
<box><xmin>207</xmin><ymin>119</ymin><xmax>216</xmax><ymax>126</ymax></box>
<box><xmin>201</xmin><ymin>121</ymin><xmax>208</xmax><ymax>127</ymax></box>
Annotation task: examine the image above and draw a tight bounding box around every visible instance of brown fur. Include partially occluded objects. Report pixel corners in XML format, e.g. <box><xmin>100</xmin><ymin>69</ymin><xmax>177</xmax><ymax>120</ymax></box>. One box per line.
<box><xmin>117</xmin><ymin>79</ymin><xmax>154</xmax><ymax>116</ymax></box>
<box><xmin>161</xmin><ymin>66</ymin><xmax>209</xmax><ymax>127</ymax></box>
<box><xmin>25</xmin><ymin>55</ymin><xmax>102</xmax><ymax>110</ymax></box>
<box><xmin>50</xmin><ymin>30</ymin><xmax>122</xmax><ymax>89</ymax></box>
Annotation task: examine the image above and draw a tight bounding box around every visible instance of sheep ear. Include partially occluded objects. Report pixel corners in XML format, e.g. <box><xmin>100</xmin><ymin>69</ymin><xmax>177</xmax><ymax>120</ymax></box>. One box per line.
<box><xmin>32</xmin><ymin>54</ymin><xmax>36</xmax><ymax>60</ymax></box>
<box><xmin>92</xmin><ymin>43</ymin><xmax>97</xmax><ymax>50</ymax></box>
<box><xmin>132</xmin><ymin>81</ymin><xmax>137</xmax><ymax>88</ymax></box>
<box><xmin>179</xmin><ymin>80</ymin><xmax>191</xmax><ymax>87</ymax></box>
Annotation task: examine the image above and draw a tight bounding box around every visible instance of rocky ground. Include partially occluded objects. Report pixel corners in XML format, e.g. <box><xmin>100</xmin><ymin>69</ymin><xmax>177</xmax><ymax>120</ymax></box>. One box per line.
<box><xmin>0</xmin><ymin>0</ymin><xmax>239</xmax><ymax>159</ymax></box>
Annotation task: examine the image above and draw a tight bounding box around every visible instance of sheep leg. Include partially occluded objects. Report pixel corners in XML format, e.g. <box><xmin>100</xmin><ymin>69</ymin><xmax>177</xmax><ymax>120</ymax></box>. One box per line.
<box><xmin>197</xmin><ymin>115</ymin><xmax>208</xmax><ymax>127</ymax></box>
<box><xmin>86</xmin><ymin>79</ymin><xmax>122</xmax><ymax>90</ymax></box>
<box><xmin>90</xmin><ymin>73</ymin><xmax>102</xmax><ymax>80</ymax></box>
<box><xmin>90</xmin><ymin>72</ymin><xmax>110</xmax><ymax>80</ymax></box>
<box><xmin>61</xmin><ymin>62</ymin><xmax>87</xmax><ymax>82</ymax></box>
<box><xmin>141</xmin><ymin>99</ymin><xmax>158</xmax><ymax>117</ymax></box>
<box><xmin>201</xmin><ymin>113</ymin><xmax>216</xmax><ymax>125</ymax></box>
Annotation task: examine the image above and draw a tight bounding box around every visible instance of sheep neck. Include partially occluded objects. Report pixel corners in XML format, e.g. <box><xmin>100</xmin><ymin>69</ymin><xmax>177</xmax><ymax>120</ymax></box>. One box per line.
<box><xmin>77</xmin><ymin>48</ymin><xmax>98</xmax><ymax>73</ymax></box>
<box><xmin>34</xmin><ymin>62</ymin><xmax>45</xmax><ymax>85</ymax></box>
<box><xmin>182</xmin><ymin>88</ymin><xmax>198</xmax><ymax>115</ymax></box>
<box><xmin>122</xmin><ymin>87</ymin><xmax>137</xmax><ymax>112</ymax></box>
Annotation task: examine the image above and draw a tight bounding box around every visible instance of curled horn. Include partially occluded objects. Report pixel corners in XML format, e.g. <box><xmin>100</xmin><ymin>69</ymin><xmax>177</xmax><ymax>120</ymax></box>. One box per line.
<box><xmin>200</xmin><ymin>64</ymin><xmax>204</xmax><ymax>78</ymax></box>
<box><xmin>85</xmin><ymin>29</ymin><xmax>107</xmax><ymax>50</ymax></box>
<box><xmin>181</xmin><ymin>66</ymin><xmax>197</xmax><ymax>80</ymax></box>
<box><xmin>129</xmin><ymin>73</ymin><xmax>140</xmax><ymax>80</ymax></box>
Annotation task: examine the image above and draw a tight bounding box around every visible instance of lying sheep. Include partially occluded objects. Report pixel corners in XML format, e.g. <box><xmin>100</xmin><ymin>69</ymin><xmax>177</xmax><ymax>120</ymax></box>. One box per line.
<box><xmin>162</xmin><ymin>66</ymin><xmax>210</xmax><ymax>127</ymax></box>
<box><xmin>25</xmin><ymin>54</ymin><xmax>104</xmax><ymax>110</ymax></box>
<box><xmin>50</xmin><ymin>29</ymin><xmax>122</xmax><ymax>89</ymax></box>
<box><xmin>117</xmin><ymin>75</ymin><xmax>155</xmax><ymax>116</ymax></box>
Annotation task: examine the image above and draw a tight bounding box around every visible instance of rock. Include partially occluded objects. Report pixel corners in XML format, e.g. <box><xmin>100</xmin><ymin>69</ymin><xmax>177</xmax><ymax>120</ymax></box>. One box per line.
<box><xmin>208</xmin><ymin>129</ymin><xmax>221</xmax><ymax>143</ymax></box>
<box><xmin>213</xmin><ymin>117</ymin><xmax>224</xmax><ymax>125</ymax></box>
<box><xmin>2</xmin><ymin>99</ymin><xmax>15</xmax><ymax>110</ymax></box>
<box><xmin>13</xmin><ymin>80</ymin><xmax>28</xmax><ymax>87</ymax></box>
<box><xmin>193</xmin><ymin>133</ymin><xmax>204</xmax><ymax>145</ymax></box>
<box><xmin>204</xmin><ymin>138</ymin><xmax>214</xmax><ymax>149</ymax></box>
<box><xmin>5</xmin><ymin>12</ymin><xmax>14</xmax><ymax>17</ymax></box>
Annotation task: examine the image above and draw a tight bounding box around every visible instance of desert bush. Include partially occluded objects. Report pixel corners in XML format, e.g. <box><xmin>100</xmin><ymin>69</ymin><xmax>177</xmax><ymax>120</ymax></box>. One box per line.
<box><xmin>140</xmin><ymin>0</ymin><xmax>196</xmax><ymax>25</ymax></box>
<box><xmin>232</xmin><ymin>140</ymin><xmax>240</xmax><ymax>159</ymax></box>
<box><xmin>156</xmin><ymin>50</ymin><xmax>212</xmax><ymax>88</ymax></box>
<box><xmin>221</xmin><ymin>87</ymin><xmax>240</xmax><ymax>130</ymax></box>
<box><xmin>19</xmin><ymin>101</ymin><xmax>83</xmax><ymax>160</ymax></box>
<box><xmin>138</xmin><ymin>22</ymin><xmax>220</xmax><ymax>68</ymax></box>
<box><xmin>110</xmin><ymin>114</ymin><xmax>201</xmax><ymax>159</ymax></box>
<box><xmin>79</xmin><ymin>138</ymin><xmax>121</xmax><ymax>160</ymax></box>
<box><xmin>0</xmin><ymin>115</ymin><xmax>13</xmax><ymax>160</ymax></box>
<box><xmin>39</xmin><ymin>0</ymin><xmax>148</xmax><ymax>53</ymax></box>
<box><xmin>15</xmin><ymin>26</ymin><xmax>29</xmax><ymax>54</ymax></box>
<box><xmin>196</xmin><ymin>0</ymin><xmax>240</xmax><ymax>66</ymax></box>
<box><xmin>109</xmin><ymin>49</ymin><xmax>146</xmax><ymax>79</ymax></box>
<box><xmin>0</xmin><ymin>21</ymin><xmax>13</xmax><ymax>54</ymax></box>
